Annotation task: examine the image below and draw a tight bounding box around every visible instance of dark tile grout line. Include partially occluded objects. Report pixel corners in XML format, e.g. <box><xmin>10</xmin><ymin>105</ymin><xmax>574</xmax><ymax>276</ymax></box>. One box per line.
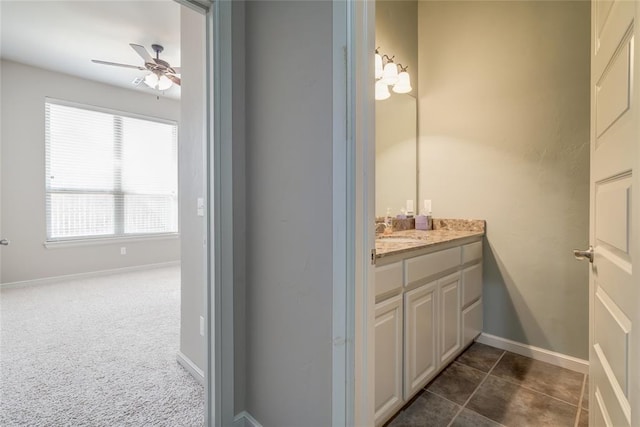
<box><xmin>574</xmin><ymin>373</ymin><xmax>588</xmax><ymax>427</ymax></box>
<box><xmin>444</xmin><ymin>349</ymin><xmax>508</xmax><ymax>427</ymax></box>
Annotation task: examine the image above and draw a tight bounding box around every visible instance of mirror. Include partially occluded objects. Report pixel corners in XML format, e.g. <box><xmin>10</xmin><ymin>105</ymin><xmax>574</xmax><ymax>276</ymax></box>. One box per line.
<box><xmin>375</xmin><ymin>0</ymin><xmax>418</xmax><ymax>218</ymax></box>
<box><xmin>375</xmin><ymin>94</ymin><xmax>417</xmax><ymax>216</ymax></box>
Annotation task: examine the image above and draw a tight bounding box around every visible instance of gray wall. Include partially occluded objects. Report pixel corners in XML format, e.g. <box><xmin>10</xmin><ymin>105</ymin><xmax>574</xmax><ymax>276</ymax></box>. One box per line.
<box><xmin>243</xmin><ymin>1</ymin><xmax>333</xmax><ymax>425</ymax></box>
<box><xmin>417</xmin><ymin>1</ymin><xmax>590</xmax><ymax>358</ymax></box>
<box><xmin>0</xmin><ymin>60</ymin><xmax>180</xmax><ymax>284</ymax></box>
<box><xmin>179</xmin><ymin>6</ymin><xmax>206</xmax><ymax>371</ymax></box>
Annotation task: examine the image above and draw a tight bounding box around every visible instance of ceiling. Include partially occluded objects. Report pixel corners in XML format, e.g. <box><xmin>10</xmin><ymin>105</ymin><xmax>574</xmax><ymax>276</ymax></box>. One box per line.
<box><xmin>0</xmin><ymin>0</ymin><xmax>182</xmax><ymax>99</ymax></box>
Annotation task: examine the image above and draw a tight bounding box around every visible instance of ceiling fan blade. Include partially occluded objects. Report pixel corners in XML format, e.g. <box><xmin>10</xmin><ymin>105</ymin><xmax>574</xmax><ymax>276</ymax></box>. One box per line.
<box><xmin>166</xmin><ymin>74</ymin><xmax>181</xmax><ymax>86</ymax></box>
<box><xmin>169</xmin><ymin>67</ymin><xmax>181</xmax><ymax>74</ymax></box>
<box><xmin>92</xmin><ymin>59</ymin><xmax>146</xmax><ymax>70</ymax></box>
<box><xmin>130</xmin><ymin>43</ymin><xmax>155</xmax><ymax>64</ymax></box>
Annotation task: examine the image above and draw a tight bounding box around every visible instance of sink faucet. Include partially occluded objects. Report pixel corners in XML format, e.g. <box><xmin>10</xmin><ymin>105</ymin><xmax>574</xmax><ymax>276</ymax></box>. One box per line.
<box><xmin>376</xmin><ymin>221</ymin><xmax>393</xmax><ymax>235</ymax></box>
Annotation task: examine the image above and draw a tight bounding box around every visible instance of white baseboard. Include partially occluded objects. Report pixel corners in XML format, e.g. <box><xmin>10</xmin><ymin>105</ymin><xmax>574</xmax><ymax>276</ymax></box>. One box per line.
<box><xmin>476</xmin><ymin>333</ymin><xmax>589</xmax><ymax>374</ymax></box>
<box><xmin>176</xmin><ymin>351</ymin><xmax>205</xmax><ymax>385</ymax></box>
<box><xmin>0</xmin><ymin>261</ymin><xmax>180</xmax><ymax>289</ymax></box>
<box><xmin>233</xmin><ymin>411</ymin><xmax>263</xmax><ymax>427</ymax></box>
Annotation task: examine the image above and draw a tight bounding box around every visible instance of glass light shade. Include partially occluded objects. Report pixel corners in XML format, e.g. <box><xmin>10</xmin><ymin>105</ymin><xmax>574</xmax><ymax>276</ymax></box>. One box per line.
<box><xmin>382</xmin><ymin>62</ymin><xmax>398</xmax><ymax>85</ymax></box>
<box><xmin>375</xmin><ymin>53</ymin><xmax>383</xmax><ymax>80</ymax></box>
<box><xmin>392</xmin><ymin>71</ymin><xmax>412</xmax><ymax>94</ymax></box>
<box><xmin>157</xmin><ymin>75</ymin><xmax>173</xmax><ymax>91</ymax></box>
<box><xmin>143</xmin><ymin>73</ymin><xmax>159</xmax><ymax>89</ymax></box>
<box><xmin>375</xmin><ymin>79</ymin><xmax>390</xmax><ymax>101</ymax></box>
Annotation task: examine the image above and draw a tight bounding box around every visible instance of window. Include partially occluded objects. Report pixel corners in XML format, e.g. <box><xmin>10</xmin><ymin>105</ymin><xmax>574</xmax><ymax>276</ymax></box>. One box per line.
<box><xmin>45</xmin><ymin>99</ymin><xmax>178</xmax><ymax>242</ymax></box>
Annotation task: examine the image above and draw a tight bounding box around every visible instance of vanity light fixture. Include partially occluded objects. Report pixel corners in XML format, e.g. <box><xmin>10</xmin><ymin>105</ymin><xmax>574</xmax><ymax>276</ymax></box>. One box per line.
<box><xmin>375</xmin><ymin>79</ymin><xmax>391</xmax><ymax>101</ymax></box>
<box><xmin>381</xmin><ymin>57</ymin><xmax>399</xmax><ymax>85</ymax></box>
<box><xmin>392</xmin><ymin>65</ymin><xmax>412</xmax><ymax>94</ymax></box>
<box><xmin>375</xmin><ymin>48</ymin><xmax>384</xmax><ymax>80</ymax></box>
<box><xmin>375</xmin><ymin>48</ymin><xmax>412</xmax><ymax>100</ymax></box>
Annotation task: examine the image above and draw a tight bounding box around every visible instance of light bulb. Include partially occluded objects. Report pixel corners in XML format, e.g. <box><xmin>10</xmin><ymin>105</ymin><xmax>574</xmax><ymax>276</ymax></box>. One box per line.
<box><xmin>157</xmin><ymin>75</ymin><xmax>173</xmax><ymax>91</ymax></box>
<box><xmin>375</xmin><ymin>79</ymin><xmax>390</xmax><ymax>101</ymax></box>
<box><xmin>144</xmin><ymin>73</ymin><xmax>159</xmax><ymax>89</ymax></box>
<box><xmin>382</xmin><ymin>62</ymin><xmax>398</xmax><ymax>85</ymax></box>
<box><xmin>375</xmin><ymin>53</ymin><xmax>383</xmax><ymax>80</ymax></box>
<box><xmin>392</xmin><ymin>71</ymin><xmax>412</xmax><ymax>94</ymax></box>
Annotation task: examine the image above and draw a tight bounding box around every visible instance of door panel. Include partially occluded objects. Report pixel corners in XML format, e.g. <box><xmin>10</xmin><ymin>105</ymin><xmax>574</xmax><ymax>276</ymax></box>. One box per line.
<box><xmin>595</xmin><ymin>39</ymin><xmax>630</xmax><ymax>138</ymax></box>
<box><xmin>594</xmin><ymin>286</ymin><xmax>630</xmax><ymax>397</ymax></box>
<box><xmin>595</xmin><ymin>175</ymin><xmax>631</xmax><ymax>253</ymax></box>
<box><xmin>590</xmin><ymin>1</ymin><xmax>638</xmax><ymax>426</ymax></box>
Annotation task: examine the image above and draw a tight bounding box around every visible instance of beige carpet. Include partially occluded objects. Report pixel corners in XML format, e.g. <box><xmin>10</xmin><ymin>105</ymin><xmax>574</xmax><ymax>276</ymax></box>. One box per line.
<box><xmin>0</xmin><ymin>266</ymin><xmax>204</xmax><ymax>426</ymax></box>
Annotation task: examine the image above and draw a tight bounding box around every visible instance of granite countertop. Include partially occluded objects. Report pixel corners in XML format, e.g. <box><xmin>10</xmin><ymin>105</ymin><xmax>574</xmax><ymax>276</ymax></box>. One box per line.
<box><xmin>375</xmin><ymin>219</ymin><xmax>485</xmax><ymax>259</ymax></box>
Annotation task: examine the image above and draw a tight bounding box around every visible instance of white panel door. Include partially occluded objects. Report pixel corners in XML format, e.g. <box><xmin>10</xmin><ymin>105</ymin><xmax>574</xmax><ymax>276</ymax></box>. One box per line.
<box><xmin>588</xmin><ymin>1</ymin><xmax>639</xmax><ymax>426</ymax></box>
<box><xmin>404</xmin><ymin>281</ymin><xmax>437</xmax><ymax>398</ymax></box>
<box><xmin>374</xmin><ymin>295</ymin><xmax>404</xmax><ymax>426</ymax></box>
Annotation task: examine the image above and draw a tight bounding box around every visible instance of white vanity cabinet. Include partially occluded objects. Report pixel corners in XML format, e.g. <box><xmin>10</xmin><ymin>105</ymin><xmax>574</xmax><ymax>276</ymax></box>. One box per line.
<box><xmin>374</xmin><ymin>237</ymin><xmax>483</xmax><ymax>427</ymax></box>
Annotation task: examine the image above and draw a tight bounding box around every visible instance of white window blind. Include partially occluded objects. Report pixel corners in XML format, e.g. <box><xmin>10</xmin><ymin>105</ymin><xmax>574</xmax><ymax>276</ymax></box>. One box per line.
<box><xmin>45</xmin><ymin>100</ymin><xmax>178</xmax><ymax>241</ymax></box>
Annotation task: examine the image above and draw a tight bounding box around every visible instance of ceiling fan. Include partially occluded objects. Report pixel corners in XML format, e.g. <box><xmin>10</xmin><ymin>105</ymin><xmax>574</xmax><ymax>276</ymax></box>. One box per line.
<box><xmin>92</xmin><ymin>43</ymin><xmax>181</xmax><ymax>90</ymax></box>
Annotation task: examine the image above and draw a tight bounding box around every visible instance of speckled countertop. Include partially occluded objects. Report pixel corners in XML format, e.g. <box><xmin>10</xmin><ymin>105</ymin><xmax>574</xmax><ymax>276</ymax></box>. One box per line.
<box><xmin>376</xmin><ymin>219</ymin><xmax>485</xmax><ymax>259</ymax></box>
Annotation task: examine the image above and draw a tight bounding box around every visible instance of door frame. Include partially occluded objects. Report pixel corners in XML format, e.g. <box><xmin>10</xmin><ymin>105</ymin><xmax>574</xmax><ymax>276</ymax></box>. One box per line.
<box><xmin>174</xmin><ymin>0</ymin><xmax>235</xmax><ymax>425</ymax></box>
<box><xmin>339</xmin><ymin>0</ymin><xmax>376</xmax><ymax>426</ymax></box>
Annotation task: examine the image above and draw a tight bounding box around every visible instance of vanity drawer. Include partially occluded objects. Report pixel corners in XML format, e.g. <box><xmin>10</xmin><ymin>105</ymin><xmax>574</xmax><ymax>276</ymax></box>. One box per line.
<box><xmin>405</xmin><ymin>247</ymin><xmax>461</xmax><ymax>287</ymax></box>
<box><xmin>462</xmin><ymin>263</ymin><xmax>482</xmax><ymax>308</ymax></box>
<box><xmin>462</xmin><ymin>241</ymin><xmax>482</xmax><ymax>264</ymax></box>
<box><xmin>376</xmin><ymin>261</ymin><xmax>404</xmax><ymax>298</ymax></box>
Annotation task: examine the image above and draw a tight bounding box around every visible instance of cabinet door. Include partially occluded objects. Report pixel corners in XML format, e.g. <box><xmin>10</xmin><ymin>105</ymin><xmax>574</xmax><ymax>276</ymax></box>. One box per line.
<box><xmin>439</xmin><ymin>272</ymin><xmax>461</xmax><ymax>365</ymax></box>
<box><xmin>461</xmin><ymin>263</ymin><xmax>482</xmax><ymax>308</ymax></box>
<box><xmin>462</xmin><ymin>298</ymin><xmax>483</xmax><ymax>347</ymax></box>
<box><xmin>374</xmin><ymin>295</ymin><xmax>404</xmax><ymax>426</ymax></box>
<box><xmin>404</xmin><ymin>281</ymin><xmax>437</xmax><ymax>399</ymax></box>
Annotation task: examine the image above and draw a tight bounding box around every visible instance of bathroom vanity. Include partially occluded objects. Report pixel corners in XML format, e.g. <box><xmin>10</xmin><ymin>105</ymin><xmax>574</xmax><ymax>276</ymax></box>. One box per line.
<box><xmin>373</xmin><ymin>221</ymin><xmax>484</xmax><ymax>426</ymax></box>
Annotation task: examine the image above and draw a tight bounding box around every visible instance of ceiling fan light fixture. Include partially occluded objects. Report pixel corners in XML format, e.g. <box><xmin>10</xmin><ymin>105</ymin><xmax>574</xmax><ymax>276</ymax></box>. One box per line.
<box><xmin>157</xmin><ymin>74</ymin><xmax>173</xmax><ymax>91</ymax></box>
<box><xmin>144</xmin><ymin>72</ymin><xmax>159</xmax><ymax>89</ymax></box>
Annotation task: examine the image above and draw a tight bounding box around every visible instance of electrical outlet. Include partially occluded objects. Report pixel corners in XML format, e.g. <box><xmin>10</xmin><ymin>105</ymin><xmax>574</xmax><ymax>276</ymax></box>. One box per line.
<box><xmin>120</xmin><ymin>247</ymin><xmax>126</xmax><ymax>255</ymax></box>
<box><xmin>199</xmin><ymin>316</ymin><xmax>205</xmax><ymax>336</ymax></box>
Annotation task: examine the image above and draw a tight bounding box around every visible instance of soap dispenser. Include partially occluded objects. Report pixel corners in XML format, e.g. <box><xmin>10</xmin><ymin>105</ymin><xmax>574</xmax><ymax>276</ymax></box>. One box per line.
<box><xmin>415</xmin><ymin>200</ymin><xmax>433</xmax><ymax>230</ymax></box>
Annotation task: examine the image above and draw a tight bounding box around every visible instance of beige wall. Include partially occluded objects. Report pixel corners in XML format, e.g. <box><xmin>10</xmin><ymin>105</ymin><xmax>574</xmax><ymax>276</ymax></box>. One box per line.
<box><xmin>418</xmin><ymin>1</ymin><xmax>590</xmax><ymax>358</ymax></box>
<box><xmin>0</xmin><ymin>60</ymin><xmax>180</xmax><ymax>284</ymax></box>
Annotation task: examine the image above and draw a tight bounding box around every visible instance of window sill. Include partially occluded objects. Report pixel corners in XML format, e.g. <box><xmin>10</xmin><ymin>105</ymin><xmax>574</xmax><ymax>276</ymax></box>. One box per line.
<box><xmin>43</xmin><ymin>233</ymin><xmax>180</xmax><ymax>249</ymax></box>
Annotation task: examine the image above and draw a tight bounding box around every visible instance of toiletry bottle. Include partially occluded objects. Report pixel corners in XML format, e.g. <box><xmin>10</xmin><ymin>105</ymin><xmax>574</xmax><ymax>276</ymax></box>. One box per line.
<box><xmin>425</xmin><ymin>199</ymin><xmax>433</xmax><ymax>230</ymax></box>
<box><xmin>415</xmin><ymin>211</ymin><xmax>428</xmax><ymax>230</ymax></box>
<box><xmin>384</xmin><ymin>208</ymin><xmax>393</xmax><ymax>235</ymax></box>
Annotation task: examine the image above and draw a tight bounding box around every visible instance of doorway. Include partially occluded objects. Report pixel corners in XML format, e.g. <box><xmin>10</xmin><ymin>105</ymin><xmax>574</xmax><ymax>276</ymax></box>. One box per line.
<box><xmin>0</xmin><ymin>0</ymin><xmax>223</xmax><ymax>425</ymax></box>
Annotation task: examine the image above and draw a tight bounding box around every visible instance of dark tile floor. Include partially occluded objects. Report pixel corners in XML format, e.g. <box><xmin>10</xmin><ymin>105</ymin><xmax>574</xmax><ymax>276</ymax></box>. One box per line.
<box><xmin>386</xmin><ymin>343</ymin><xmax>589</xmax><ymax>427</ymax></box>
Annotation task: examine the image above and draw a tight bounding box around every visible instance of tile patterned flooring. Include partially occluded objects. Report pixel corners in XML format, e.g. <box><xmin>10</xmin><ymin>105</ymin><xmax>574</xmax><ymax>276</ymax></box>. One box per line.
<box><xmin>386</xmin><ymin>343</ymin><xmax>589</xmax><ymax>427</ymax></box>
